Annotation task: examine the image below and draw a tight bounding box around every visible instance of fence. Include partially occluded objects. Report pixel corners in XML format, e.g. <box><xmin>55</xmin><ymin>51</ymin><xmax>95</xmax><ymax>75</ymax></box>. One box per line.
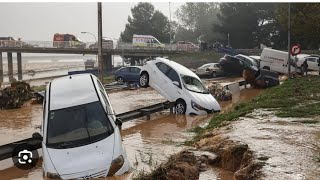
<box><xmin>0</xmin><ymin>40</ymin><xmax>33</xmax><ymax>48</ymax></box>
<box><xmin>2</xmin><ymin>41</ymin><xmax>319</xmax><ymax>55</ymax></box>
<box><xmin>0</xmin><ymin>41</ymin><xmax>180</xmax><ymax>51</ymax></box>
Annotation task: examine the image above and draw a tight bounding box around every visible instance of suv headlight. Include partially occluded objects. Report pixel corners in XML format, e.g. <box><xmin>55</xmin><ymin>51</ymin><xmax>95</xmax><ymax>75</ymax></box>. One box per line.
<box><xmin>191</xmin><ymin>100</ymin><xmax>206</xmax><ymax>111</ymax></box>
<box><xmin>107</xmin><ymin>155</ymin><xmax>124</xmax><ymax>176</ymax></box>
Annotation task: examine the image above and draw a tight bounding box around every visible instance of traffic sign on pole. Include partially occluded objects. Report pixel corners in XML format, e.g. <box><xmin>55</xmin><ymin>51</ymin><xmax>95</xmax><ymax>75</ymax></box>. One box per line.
<box><xmin>291</xmin><ymin>44</ymin><xmax>301</xmax><ymax>56</ymax></box>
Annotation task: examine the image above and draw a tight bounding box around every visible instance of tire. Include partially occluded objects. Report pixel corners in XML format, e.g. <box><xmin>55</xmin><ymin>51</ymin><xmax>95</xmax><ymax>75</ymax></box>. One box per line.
<box><xmin>117</xmin><ymin>77</ymin><xmax>124</xmax><ymax>84</ymax></box>
<box><xmin>139</xmin><ymin>73</ymin><xmax>149</xmax><ymax>87</ymax></box>
<box><xmin>211</xmin><ymin>71</ymin><xmax>217</xmax><ymax>78</ymax></box>
<box><xmin>175</xmin><ymin>100</ymin><xmax>187</xmax><ymax>114</ymax></box>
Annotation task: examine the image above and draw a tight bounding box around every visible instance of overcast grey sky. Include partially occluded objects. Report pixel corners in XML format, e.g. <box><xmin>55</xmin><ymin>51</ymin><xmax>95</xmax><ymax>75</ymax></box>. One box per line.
<box><xmin>0</xmin><ymin>2</ymin><xmax>183</xmax><ymax>42</ymax></box>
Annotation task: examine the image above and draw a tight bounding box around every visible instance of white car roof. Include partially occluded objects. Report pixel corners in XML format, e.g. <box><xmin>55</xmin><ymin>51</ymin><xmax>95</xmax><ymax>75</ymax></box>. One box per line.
<box><xmin>133</xmin><ymin>34</ymin><xmax>156</xmax><ymax>38</ymax></box>
<box><xmin>249</xmin><ymin>55</ymin><xmax>261</xmax><ymax>60</ymax></box>
<box><xmin>121</xmin><ymin>66</ymin><xmax>141</xmax><ymax>68</ymax></box>
<box><xmin>296</xmin><ymin>54</ymin><xmax>310</xmax><ymax>59</ymax></box>
<box><xmin>49</xmin><ymin>74</ymin><xmax>99</xmax><ymax>111</ymax></box>
<box><xmin>201</xmin><ymin>63</ymin><xmax>218</xmax><ymax>66</ymax></box>
<box><xmin>155</xmin><ymin>57</ymin><xmax>198</xmax><ymax>78</ymax></box>
<box><xmin>236</xmin><ymin>54</ymin><xmax>254</xmax><ymax>60</ymax></box>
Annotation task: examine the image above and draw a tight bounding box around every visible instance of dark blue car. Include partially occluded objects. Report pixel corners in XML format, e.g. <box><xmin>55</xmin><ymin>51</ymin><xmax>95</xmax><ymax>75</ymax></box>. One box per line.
<box><xmin>114</xmin><ymin>66</ymin><xmax>141</xmax><ymax>84</ymax></box>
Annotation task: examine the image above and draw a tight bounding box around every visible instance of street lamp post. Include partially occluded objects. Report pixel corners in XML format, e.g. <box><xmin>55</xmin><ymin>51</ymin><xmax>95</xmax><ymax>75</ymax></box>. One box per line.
<box><xmin>169</xmin><ymin>2</ymin><xmax>172</xmax><ymax>50</ymax></box>
<box><xmin>97</xmin><ymin>2</ymin><xmax>103</xmax><ymax>82</ymax></box>
<box><xmin>287</xmin><ymin>3</ymin><xmax>291</xmax><ymax>77</ymax></box>
<box><xmin>81</xmin><ymin>32</ymin><xmax>97</xmax><ymax>42</ymax></box>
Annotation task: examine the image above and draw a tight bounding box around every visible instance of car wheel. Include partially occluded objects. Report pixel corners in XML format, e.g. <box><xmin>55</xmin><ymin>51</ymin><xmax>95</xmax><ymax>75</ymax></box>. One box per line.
<box><xmin>211</xmin><ymin>71</ymin><xmax>217</xmax><ymax>78</ymax></box>
<box><xmin>139</xmin><ymin>73</ymin><xmax>149</xmax><ymax>87</ymax></box>
<box><xmin>175</xmin><ymin>100</ymin><xmax>186</xmax><ymax>114</ymax></box>
<box><xmin>117</xmin><ymin>77</ymin><xmax>124</xmax><ymax>84</ymax></box>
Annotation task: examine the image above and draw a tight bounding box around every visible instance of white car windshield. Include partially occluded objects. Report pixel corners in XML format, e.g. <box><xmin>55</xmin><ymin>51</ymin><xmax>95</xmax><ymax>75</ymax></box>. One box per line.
<box><xmin>47</xmin><ymin>101</ymin><xmax>114</xmax><ymax>149</ymax></box>
<box><xmin>181</xmin><ymin>75</ymin><xmax>209</xmax><ymax>94</ymax></box>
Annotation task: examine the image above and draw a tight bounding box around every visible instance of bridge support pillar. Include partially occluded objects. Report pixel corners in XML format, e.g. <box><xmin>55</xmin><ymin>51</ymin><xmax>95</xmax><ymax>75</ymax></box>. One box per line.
<box><xmin>7</xmin><ymin>52</ymin><xmax>13</xmax><ymax>82</ymax></box>
<box><xmin>130</xmin><ymin>59</ymin><xmax>135</xmax><ymax>66</ymax></box>
<box><xmin>0</xmin><ymin>53</ymin><xmax>3</xmax><ymax>85</ymax></box>
<box><xmin>17</xmin><ymin>53</ymin><xmax>22</xmax><ymax>80</ymax></box>
<box><xmin>103</xmin><ymin>54</ymin><xmax>112</xmax><ymax>73</ymax></box>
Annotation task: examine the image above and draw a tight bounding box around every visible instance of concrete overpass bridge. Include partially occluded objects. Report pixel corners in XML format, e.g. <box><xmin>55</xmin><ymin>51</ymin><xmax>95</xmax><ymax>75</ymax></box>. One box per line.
<box><xmin>0</xmin><ymin>42</ymin><xmax>183</xmax><ymax>83</ymax></box>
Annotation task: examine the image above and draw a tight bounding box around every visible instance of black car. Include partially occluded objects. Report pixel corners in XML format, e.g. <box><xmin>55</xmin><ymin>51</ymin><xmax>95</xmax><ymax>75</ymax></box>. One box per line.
<box><xmin>219</xmin><ymin>54</ymin><xmax>258</xmax><ymax>75</ymax></box>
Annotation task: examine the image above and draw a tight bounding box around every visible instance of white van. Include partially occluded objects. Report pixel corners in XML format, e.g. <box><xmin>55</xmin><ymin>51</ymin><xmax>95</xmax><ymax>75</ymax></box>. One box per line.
<box><xmin>132</xmin><ymin>34</ymin><xmax>165</xmax><ymax>48</ymax></box>
<box><xmin>260</xmin><ymin>48</ymin><xmax>296</xmax><ymax>74</ymax></box>
<box><xmin>40</xmin><ymin>74</ymin><xmax>130</xmax><ymax>179</ymax></box>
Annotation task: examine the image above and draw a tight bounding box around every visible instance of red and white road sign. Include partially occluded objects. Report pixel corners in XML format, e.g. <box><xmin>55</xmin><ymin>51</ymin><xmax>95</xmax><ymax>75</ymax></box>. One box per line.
<box><xmin>291</xmin><ymin>44</ymin><xmax>301</xmax><ymax>56</ymax></box>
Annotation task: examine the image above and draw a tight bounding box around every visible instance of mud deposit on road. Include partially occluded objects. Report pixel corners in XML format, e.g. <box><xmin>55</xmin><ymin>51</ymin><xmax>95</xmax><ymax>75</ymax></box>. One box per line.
<box><xmin>0</xmin><ymin>78</ymin><xmax>262</xmax><ymax>180</ymax></box>
<box><xmin>228</xmin><ymin>109</ymin><xmax>320</xmax><ymax>180</ymax></box>
<box><xmin>194</xmin><ymin>109</ymin><xmax>320</xmax><ymax>180</ymax></box>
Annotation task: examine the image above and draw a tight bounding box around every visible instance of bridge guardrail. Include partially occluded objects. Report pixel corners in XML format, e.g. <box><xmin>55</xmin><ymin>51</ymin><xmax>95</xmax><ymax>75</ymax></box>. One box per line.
<box><xmin>0</xmin><ymin>40</ymin><xmax>33</xmax><ymax>48</ymax></box>
<box><xmin>2</xmin><ymin>41</ymin><xmax>320</xmax><ymax>55</ymax></box>
<box><xmin>0</xmin><ymin>41</ymin><xmax>181</xmax><ymax>51</ymax></box>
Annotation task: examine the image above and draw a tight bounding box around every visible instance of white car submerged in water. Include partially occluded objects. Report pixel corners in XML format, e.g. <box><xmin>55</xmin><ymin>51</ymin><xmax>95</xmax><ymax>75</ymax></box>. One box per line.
<box><xmin>41</xmin><ymin>74</ymin><xmax>130</xmax><ymax>179</ymax></box>
<box><xmin>139</xmin><ymin>57</ymin><xmax>221</xmax><ymax>115</ymax></box>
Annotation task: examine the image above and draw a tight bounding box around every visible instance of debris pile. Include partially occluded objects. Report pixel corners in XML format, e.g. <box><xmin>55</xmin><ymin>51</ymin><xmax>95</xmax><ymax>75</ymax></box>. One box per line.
<box><xmin>207</xmin><ymin>83</ymin><xmax>232</xmax><ymax>101</ymax></box>
<box><xmin>0</xmin><ymin>81</ymin><xmax>33</xmax><ymax>109</ymax></box>
<box><xmin>243</xmin><ymin>68</ymin><xmax>279</xmax><ymax>88</ymax></box>
<box><xmin>136</xmin><ymin>151</ymin><xmax>200</xmax><ymax>180</ymax></box>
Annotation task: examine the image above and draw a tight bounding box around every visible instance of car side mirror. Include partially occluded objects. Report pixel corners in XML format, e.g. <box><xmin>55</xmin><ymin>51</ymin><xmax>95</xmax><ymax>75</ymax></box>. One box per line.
<box><xmin>32</xmin><ymin>132</ymin><xmax>43</xmax><ymax>141</ymax></box>
<box><xmin>115</xmin><ymin>118</ymin><xmax>123</xmax><ymax>130</ymax></box>
<box><xmin>173</xmin><ymin>81</ymin><xmax>180</xmax><ymax>87</ymax></box>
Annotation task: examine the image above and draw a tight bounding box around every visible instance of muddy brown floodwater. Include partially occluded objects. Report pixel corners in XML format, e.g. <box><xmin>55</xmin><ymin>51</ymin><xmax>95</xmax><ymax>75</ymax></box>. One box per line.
<box><xmin>0</xmin><ymin>79</ymin><xmax>262</xmax><ymax>180</ymax></box>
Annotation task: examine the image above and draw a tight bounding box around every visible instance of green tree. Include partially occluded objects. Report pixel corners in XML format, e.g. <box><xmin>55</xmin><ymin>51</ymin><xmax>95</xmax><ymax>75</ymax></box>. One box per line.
<box><xmin>214</xmin><ymin>3</ymin><xmax>260</xmax><ymax>48</ymax></box>
<box><xmin>252</xmin><ymin>3</ymin><xmax>280</xmax><ymax>48</ymax></box>
<box><xmin>275</xmin><ymin>3</ymin><xmax>320</xmax><ymax>49</ymax></box>
<box><xmin>174</xmin><ymin>26</ymin><xmax>199</xmax><ymax>44</ymax></box>
<box><xmin>175</xmin><ymin>2</ymin><xmax>222</xmax><ymax>43</ymax></box>
<box><xmin>120</xmin><ymin>3</ymin><xmax>171</xmax><ymax>43</ymax></box>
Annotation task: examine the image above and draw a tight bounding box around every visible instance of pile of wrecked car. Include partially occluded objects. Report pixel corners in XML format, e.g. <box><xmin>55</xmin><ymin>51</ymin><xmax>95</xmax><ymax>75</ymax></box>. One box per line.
<box><xmin>0</xmin><ymin>81</ymin><xmax>33</xmax><ymax>109</ymax></box>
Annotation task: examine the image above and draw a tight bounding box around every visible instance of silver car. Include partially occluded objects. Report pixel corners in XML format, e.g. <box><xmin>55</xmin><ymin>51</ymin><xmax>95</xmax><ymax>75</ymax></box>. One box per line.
<box><xmin>195</xmin><ymin>63</ymin><xmax>224</xmax><ymax>78</ymax></box>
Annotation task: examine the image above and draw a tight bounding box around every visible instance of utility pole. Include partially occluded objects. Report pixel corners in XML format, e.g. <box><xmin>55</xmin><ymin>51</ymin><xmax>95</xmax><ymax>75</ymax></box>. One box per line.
<box><xmin>169</xmin><ymin>2</ymin><xmax>172</xmax><ymax>50</ymax></box>
<box><xmin>287</xmin><ymin>3</ymin><xmax>291</xmax><ymax>77</ymax></box>
<box><xmin>98</xmin><ymin>2</ymin><xmax>103</xmax><ymax>82</ymax></box>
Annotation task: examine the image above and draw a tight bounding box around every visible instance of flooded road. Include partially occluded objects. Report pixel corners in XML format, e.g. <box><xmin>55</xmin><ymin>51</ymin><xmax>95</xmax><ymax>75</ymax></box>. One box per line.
<box><xmin>0</xmin><ymin>78</ymin><xmax>262</xmax><ymax>180</ymax></box>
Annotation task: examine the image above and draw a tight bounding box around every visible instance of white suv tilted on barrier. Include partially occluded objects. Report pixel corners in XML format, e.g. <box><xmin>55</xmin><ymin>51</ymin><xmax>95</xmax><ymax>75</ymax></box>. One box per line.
<box><xmin>139</xmin><ymin>57</ymin><xmax>221</xmax><ymax>115</ymax></box>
